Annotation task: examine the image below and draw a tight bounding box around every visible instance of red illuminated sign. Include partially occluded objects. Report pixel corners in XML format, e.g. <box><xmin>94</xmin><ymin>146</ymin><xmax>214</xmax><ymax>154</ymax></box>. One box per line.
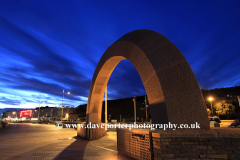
<box><xmin>19</xmin><ymin>110</ymin><xmax>32</xmax><ymax>118</ymax></box>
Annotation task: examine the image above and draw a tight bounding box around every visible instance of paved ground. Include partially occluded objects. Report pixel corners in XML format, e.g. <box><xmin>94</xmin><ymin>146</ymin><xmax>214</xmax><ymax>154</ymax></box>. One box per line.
<box><xmin>0</xmin><ymin>123</ymin><xmax>135</xmax><ymax>160</ymax></box>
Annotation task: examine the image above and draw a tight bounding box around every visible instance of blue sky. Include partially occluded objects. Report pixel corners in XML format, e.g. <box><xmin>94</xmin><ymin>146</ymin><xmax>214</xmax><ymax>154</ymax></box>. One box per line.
<box><xmin>0</xmin><ymin>0</ymin><xmax>240</xmax><ymax>109</ymax></box>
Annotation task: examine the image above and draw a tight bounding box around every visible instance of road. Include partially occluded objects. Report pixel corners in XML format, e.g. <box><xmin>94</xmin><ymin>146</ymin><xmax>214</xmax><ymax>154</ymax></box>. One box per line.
<box><xmin>0</xmin><ymin>123</ymin><xmax>134</xmax><ymax>160</ymax></box>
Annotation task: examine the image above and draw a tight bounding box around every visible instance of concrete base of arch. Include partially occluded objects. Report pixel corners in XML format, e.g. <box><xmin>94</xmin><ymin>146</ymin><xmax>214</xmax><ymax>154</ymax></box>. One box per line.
<box><xmin>77</xmin><ymin>124</ymin><xmax>107</xmax><ymax>140</ymax></box>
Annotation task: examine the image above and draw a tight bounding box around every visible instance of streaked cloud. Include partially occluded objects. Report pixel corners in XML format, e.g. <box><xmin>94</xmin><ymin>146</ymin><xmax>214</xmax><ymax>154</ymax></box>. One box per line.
<box><xmin>0</xmin><ymin>0</ymin><xmax>239</xmax><ymax>109</ymax></box>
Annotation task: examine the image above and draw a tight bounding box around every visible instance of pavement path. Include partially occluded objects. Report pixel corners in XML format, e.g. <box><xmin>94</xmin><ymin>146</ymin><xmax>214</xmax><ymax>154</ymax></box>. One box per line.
<box><xmin>0</xmin><ymin>123</ymin><xmax>135</xmax><ymax>160</ymax></box>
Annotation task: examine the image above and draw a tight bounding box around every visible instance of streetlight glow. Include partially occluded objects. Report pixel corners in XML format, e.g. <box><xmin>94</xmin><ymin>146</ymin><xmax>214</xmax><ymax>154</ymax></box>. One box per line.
<box><xmin>208</xmin><ymin>97</ymin><xmax>213</xmax><ymax>101</ymax></box>
<box><xmin>208</xmin><ymin>97</ymin><xmax>214</xmax><ymax>116</ymax></box>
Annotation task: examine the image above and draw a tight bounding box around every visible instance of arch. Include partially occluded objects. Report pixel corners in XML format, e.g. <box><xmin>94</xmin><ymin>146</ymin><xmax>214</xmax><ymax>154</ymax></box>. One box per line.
<box><xmin>87</xmin><ymin>30</ymin><xmax>209</xmax><ymax>129</ymax></box>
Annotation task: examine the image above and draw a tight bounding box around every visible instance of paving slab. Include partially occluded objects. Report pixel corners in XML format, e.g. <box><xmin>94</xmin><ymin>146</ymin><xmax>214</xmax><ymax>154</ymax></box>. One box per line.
<box><xmin>0</xmin><ymin>123</ymin><xmax>135</xmax><ymax>160</ymax></box>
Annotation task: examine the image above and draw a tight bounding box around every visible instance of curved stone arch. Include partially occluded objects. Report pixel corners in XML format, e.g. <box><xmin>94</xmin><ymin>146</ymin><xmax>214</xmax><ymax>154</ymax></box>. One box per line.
<box><xmin>87</xmin><ymin>30</ymin><xmax>209</xmax><ymax>129</ymax></box>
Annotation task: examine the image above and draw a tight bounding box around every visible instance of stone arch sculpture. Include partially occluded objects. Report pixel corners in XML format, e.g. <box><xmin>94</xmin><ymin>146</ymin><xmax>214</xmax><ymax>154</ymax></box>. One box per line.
<box><xmin>86</xmin><ymin>30</ymin><xmax>209</xmax><ymax>129</ymax></box>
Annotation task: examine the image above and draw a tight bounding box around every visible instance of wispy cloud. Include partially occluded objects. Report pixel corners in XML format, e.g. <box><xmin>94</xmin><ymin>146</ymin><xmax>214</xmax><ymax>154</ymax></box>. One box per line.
<box><xmin>0</xmin><ymin>0</ymin><xmax>239</xmax><ymax>109</ymax></box>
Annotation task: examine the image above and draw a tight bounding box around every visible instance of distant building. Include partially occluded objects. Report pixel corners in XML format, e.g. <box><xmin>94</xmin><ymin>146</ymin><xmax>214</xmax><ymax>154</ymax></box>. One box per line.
<box><xmin>19</xmin><ymin>110</ymin><xmax>33</xmax><ymax>118</ymax></box>
<box><xmin>2</xmin><ymin>106</ymin><xmax>77</xmax><ymax>121</ymax></box>
<box><xmin>69</xmin><ymin>113</ymin><xmax>81</xmax><ymax>122</ymax></box>
<box><xmin>2</xmin><ymin>110</ymin><xmax>19</xmax><ymax>119</ymax></box>
<box><xmin>36</xmin><ymin>106</ymin><xmax>76</xmax><ymax>121</ymax></box>
<box><xmin>225</xmin><ymin>93</ymin><xmax>239</xmax><ymax>103</ymax></box>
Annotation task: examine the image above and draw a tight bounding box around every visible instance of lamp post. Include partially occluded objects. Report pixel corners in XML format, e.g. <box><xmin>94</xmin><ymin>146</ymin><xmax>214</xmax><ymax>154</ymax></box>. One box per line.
<box><xmin>38</xmin><ymin>101</ymin><xmax>44</xmax><ymax>121</ymax></box>
<box><xmin>62</xmin><ymin>90</ymin><xmax>70</xmax><ymax>122</ymax></box>
<box><xmin>208</xmin><ymin>97</ymin><xmax>213</xmax><ymax>116</ymax></box>
<box><xmin>133</xmin><ymin>96</ymin><xmax>136</xmax><ymax>123</ymax></box>
<box><xmin>237</xmin><ymin>95</ymin><xmax>240</xmax><ymax>107</ymax></box>
<box><xmin>17</xmin><ymin>106</ymin><xmax>18</xmax><ymax>119</ymax></box>
<box><xmin>105</xmin><ymin>86</ymin><xmax>107</xmax><ymax>124</ymax></box>
<box><xmin>145</xmin><ymin>92</ymin><xmax>147</xmax><ymax>122</ymax></box>
<box><xmin>56</xmin><ymin>104</ymin><xmax>60</xmax><ymax>120</ymax></box>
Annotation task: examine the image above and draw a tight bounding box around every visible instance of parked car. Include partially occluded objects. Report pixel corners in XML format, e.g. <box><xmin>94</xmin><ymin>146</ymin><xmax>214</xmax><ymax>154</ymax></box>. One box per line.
<box><xmin>228</xmin><ymin>119</ymin><xmax>240</xmax><ymax>128</ymax></box>
<box><xmin>209</xmin><ymin>116</ymin><xmax>221</xmax><ymax>123</ymax></box>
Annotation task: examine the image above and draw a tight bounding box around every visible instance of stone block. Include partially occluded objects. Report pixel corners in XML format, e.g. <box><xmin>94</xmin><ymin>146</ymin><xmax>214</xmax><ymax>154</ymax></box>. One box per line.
<box><xmin>196</xmin><ymin>145</ymin><xmax>212</xmax><ymax>150</ymax></box>
<box><xmin>199</xmin><ymin>141</ymin><xmax>222</xmax><ymax>146</ymax></box>
<box><xmin>156</xmin><ymin>61</ymin><xmax>200</xmax><ymax>97</ymax></box>
<box><xmin>194</xmin><ymin>149</ymin><xmax>207</xmax><ymax>154</ymax></box>
<box><xmin>233</xmin><ymin>149</ymin><xmax>240</xmax><ymax>154</ymax></box>
<box><xmin>153</xmin><ymin>144</ymin><xmax>161</xmax><ymax>149</ymax></box>
<box><xmin>207</xmin><ymin>150</ymin><xmax>216</xmax><ymax>154</ymax></box>
<box><xmin>146</xmin><ymin>43</ymin><xmax>186</xmax><ymax>72</ymax></box>
<box><xmin>175</xmin><ymin>153</ymin><xmax>199</xmax><ymax>158</ymax></box>
<box><xmin>228</xmin><ymin>154</ymin><xmax>240</xmax><ymax>160</ymax></box>
<box><xmin>215</xmin><ymin>150</ymin><xmax>233</xmax><ymax>154</ymax></box>
<box><xmin>77</xmin><ymin>124</ymin><xmax>87</xmax><ymax>139</ymax></box>
<box><xmin>161</xmin><ymin>154</ymin><xmax>174</xmax><ymax>158</ymax></box>
<box><xmin>118</xmin><ymin>30</ymin><xmax>154</xmax><ymax>44</ymax></box>
<box><xmin>143</xmin><ymin>73</ymin><xmax>164</xmax><ymax>103</ymax></box>
<box><xmin>92</xmin><ymin>84</ymin><xmax>104</xmax><ymax>94</ymax></box>
<box><xmin>165</xmin><ymin>145</ymin><xmax>183</xmax><ymax>149</ymax></box>
<box><xmin>153</xmin><ymin>148</ymin><xmax>161</xmax><ymax>157</ymax></box>
<box><xmin>164</xmin><ymin>91</ymin><xmax>210</xmax><ymax>129</ymax></box>
<box><xmin>94</xmin><ymin>76</ymin><xmax>108</xmax><ymax>86</ymax></box>
<box><xmin>164</xmin><ymin>159</ymin><xmax>188</xmax><ymax>160</ymax></box>
<box><xmin>178</xmin><ymin>148</ymin><xmax>196</xmax><ymax>153</ymax></box>
<box><xmin>182</xmin><ymin>145</ymin><xmax>196</xmax><ymax>149</ymax></box>
<box><xmin>219</xmin><ymin>134</ymin><xmax>240</xmax><ymax>139</ymax></box>
<box><xmin>171</xmin><ymin>138</ymin><xmax>185</xmax><ymax>141</ymax></box>
<box><xmin>169</xmin><ymin>142</ymin><xmax>182</xmax><ymax>145</ymax></box>
<box><xmin>104</xmin><ymin>41</ymin><xmax>135</xmax><ymax>60</ymax></box>
<box><xmin>182</xmin><ymin>142</ymin><xmax>198</xmax><ymax>145</ymax></box>
<box><xmin>161</xmin><ymin>142</ymin><xmax>169</xmax><ymax>145</ymax></box>
<box><xmin>213</xmin><ymin>145</ymin><xmax>236</xmax><ymax>150</ymax></box>
<box><xmin>90</xmin><ymin>93</ymin><xmax>104</xmax><ymax>104</ymax></box>
<box><xmin>200</xmin><ymin>154</ymin><xmax>228</xmax><ymax>159</ymax></box>
<box><xmin>129</xmin><ymin>45</ymin><xmax>146</xmax><ymax>70</ymax></box>
<box><xmin>222</xmin><ymin>138</ymin><xmax>238</xmax><ymax>142</ymax></box>
<box><xmin>161</xmin><ymin>138</ymin><xmax>171</xmax><ymax>142</ymax></box>
<box><xmin>149</xmin><ymin>100</ymin><xmax>168</xmax><ymax>125</ymax></box>
<box><xmin>136</xmin><ymin>31</ymin><xmax>171</xmax><ymax>55</ymax></box>
<box><xmin>137</xmin><ymin>56</ymin><xmax>156</xmax><ymax>84</ymax></box>
<box><xmin>232</xmin><ymin>142</ymin><xmax>240</xmax><ymax>146</ymax></box>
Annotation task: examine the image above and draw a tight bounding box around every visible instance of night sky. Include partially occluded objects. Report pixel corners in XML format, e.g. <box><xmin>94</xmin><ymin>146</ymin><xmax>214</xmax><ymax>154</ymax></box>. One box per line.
<box><xmin>0</xmin><ymin>0</ymin><xmax>240</xmax><ymax>110</ymax></box>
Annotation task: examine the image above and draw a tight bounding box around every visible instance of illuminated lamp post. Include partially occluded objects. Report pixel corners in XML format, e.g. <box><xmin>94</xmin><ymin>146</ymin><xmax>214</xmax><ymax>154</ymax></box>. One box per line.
<box><xmin>38</xmin><ymin>101</ymin><xmax>44</xmax><ymax>121</ymax></box>
<box><xmin>105</xmin><ymin>86</ymin><xmax>107</xmax><ymax>124</ymax></box>
<box><xmin>62</xmin><ymin>90</ymin><xmax>70</xmax><ymax>122</ymax></box>
<box><xmin>208</xmin><ymin>97</ymin><xmax>213</xmax><ymax>116</ymax></box>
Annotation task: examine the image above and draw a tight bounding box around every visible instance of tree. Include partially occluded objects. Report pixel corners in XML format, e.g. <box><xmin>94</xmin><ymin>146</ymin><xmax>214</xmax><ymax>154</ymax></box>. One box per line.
<box><xmin>213</xmin><ymin>99</ymin><xmax>235</xmax><ymax>115</ymax></box>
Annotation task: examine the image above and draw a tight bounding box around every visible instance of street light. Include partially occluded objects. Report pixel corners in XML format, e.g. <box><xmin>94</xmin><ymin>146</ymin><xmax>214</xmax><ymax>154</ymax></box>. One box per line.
<box><xmin>208</xmin><ymin>97</ymin><xmax>213</xmax><ymax>116</ymax></box>
<box><xmin>38</xmin><ymin>101</ymin><xmax>44</xmax><ymax>121</ymax></box>
<box><xmin>145</xmin><ymin>92</ymin><xmax>148</xmax><ymax>122</ymax></box>
<box><xmin>62</xmin><ymin>90</ymin><xmax>70</xmax><ymax>122</ymax></box>
<box><xmin>133</xmin><ymin>96</ymin><xmax>136</xmax><ymax>123</ymax></box>
<box><xmin>105</xmin><ymin>86</ymin><xmax>107</xmax><ymax>124</ymax></box>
